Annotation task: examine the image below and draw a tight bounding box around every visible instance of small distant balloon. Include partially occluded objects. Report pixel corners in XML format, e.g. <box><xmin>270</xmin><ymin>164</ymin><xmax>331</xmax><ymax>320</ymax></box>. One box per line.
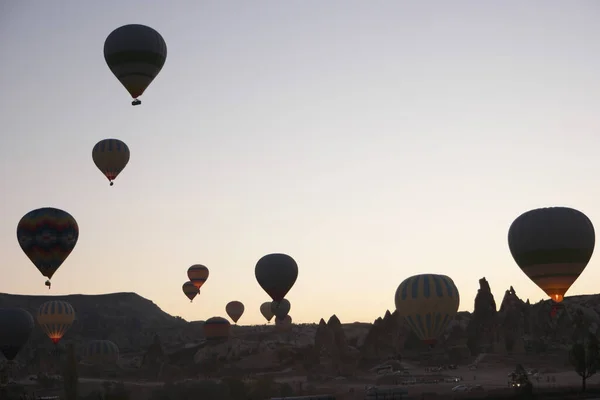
<box><xmin>203</xmin><ymin>316</ymin><xmax>231</xmax><ymax>341</ymax></box>
<box><xmin>83</xmin><ymin>340</ymin><xmax>119</xmax><ymax>365</ymax></box>
<box><xmin>17</xmin><ymin>207</ymin><xmax>79</xmax><ymax>289</ymax></box>
<box><xmin>226</xmin><ymin>301</ymin><xmax>245</xmax><ymax>324</ymax></box>
<box><xmin>104</xmin><ymin>24</ymin><xmax>167</xmax><ymax>106</ymax></box>
<box><xmin>92</xmin><ymin>139</ymin><xmax>130</xmax><ymax>186</ymax></box>
<box><xmin>271</xmin><ymin>298</ymin><xmax>291</xmax><ymax>319</ymax></box>
<box><xmin>260</xmin><ymin>302</ymin><xmax>274</xmax><ymax>323</ymax></box>
<box><xmin>182</xmin><ymin>281</ymin><xmax>199</xmax><ymax>302</ymax></box>
<box><xmin>275</xmin><ymin>315</ymin><xmax>292</xmax><ymax>332</ymax></box>
<box><xmin>188</xmin><ymin>265</ymin><xmax>209</xmax><ymax>289</ymax></box>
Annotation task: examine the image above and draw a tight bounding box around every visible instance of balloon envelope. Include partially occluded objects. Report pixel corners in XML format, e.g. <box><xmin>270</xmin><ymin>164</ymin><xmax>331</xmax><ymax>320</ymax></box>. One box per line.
<box><xmin>37</xmin><ymin>300</ymin><xmax>75</xmax><ymax>345</ymax></box>
<box><xmin>203</xmin><ymin>317</ymin><xmax>231</xmax><ymax>340</ymax></box>
<box><xmin>394</xmin><ymin>274</ymin><xmax>460</xmax><ymax>346</ymax></box>
<box><xmin>0</xmin><ymin>308</ymin><xmax>34</xmax><ymax>361</ymax></box>
<box><xmin>182</xmin><ymin>281</ymin><xmax>199</xmax><ymax>302</ymax></box>
<box><xmin>508</xmin><ymin>207</ymin><xmax>595</xmax><ymax>303</ymax></box>
<box><xmin>275</xmin><ymin>315</ymin><xmax>292</xmax><ymax>332</ymax></box>
<box><xmin>17</xmin><ymin>207</ymin><xmax>79</xmax><ymax>284</ymax></box>
<box><xmin>255</xmin><ymin>253</ymin><xmax>298</xmax><ymax>302</ymax></box>
<box><xmin>188</xmin><ymin>265</ymin><xmax>209</xmax><ymax>289</ymax></box>
<box><xmin>83</xmin><ymin>340</ymin><xmax>119</xmax><ymax>365</ymax></box>
<box><xmin>104</xmin><ymin>24</ymin><xmax>167</xmax><ymax>102</ymax></box>
<box><xmin>226</xmin><ymin>301</ymin><xmax>245</xmax><ymax>323</ymax></box>
<box><xmin>92</xmin><ymin>139</ymin><xmax>130</xmax><ymax>185</ymax></box>
<box><xmin>260</xmin><ymin>302</ymin><xmax>274</xmax><ymax>322</ymax></box>
<box><xmin>271</xmin><ymin>299</ymin><xmax>291</xmax><ymax>319</ymax></box>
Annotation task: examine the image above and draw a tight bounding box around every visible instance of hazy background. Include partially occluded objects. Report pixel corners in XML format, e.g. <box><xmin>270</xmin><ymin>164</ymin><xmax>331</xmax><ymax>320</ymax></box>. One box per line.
<box><xmin>1</xmin><ymin>0</ymin><xmax>600</xmax><ymax>325</ymax></box>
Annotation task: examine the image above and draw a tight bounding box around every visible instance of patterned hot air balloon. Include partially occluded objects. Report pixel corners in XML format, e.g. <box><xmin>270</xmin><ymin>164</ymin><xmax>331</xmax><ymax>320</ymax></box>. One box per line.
<box><xmin>182</xmin><ymin>281</ymin><xmax>199</xmax><ymax>302</ymax></box>
<box><xmin>255</xmin><ymin>253</ymin><xmax>298</xmax><ymax>302</ymax></box>
<box><xmin>203</xmin><ymin>316</ymin><xmax>231</xmax><ymax>341</ymax></box>
<box><xmin>270</xmin><ymin>298</ymin><xmax>291</xmax><ymax>319</ymax></box>
<box><xmin>508</xmin><ymin>207</ymin><xmax>595</xmax><ymax>304</ymax></box>
<box><xmin>225</xmin><ymin>301</ymin><xmax>245</xmax><ymax>324</ymax></box>
<box><xmin>104</xmin><ymin>24</ymin><xmax>167</xmax><ymax>106</ymax></box>
<box><xmin>37</xmin><ymin>300</ymin><xmax>75</xmax><ymax>345</ymax></box>
<box><xmin>394</xmin><ymin>274</ymin><xmax>460</xmax><ymax>347</ymax></box>
<box><xmin>17</xmin><ymin>208</ymin><xmax>79</xmax><ymax>289</ymax></box>
<box><xmin>188</xmin><ymin>265</ymin><xmax>209</xmax><ymax>289</ymax></box>
<box><xmin>0</xmin><ymin>308</ymin><xmax>34</xmax><ymax>361</ymax></box>
<box><xmin>83</xmin><ymin>340</ymin><xmax>119</xmax><ymax>365</ymax></box>
<box><xmin>275</xmin><ymin>315</ymin><xmax>292</xmax><ymax>332</ymax></box>
<box><xmin>92</xmin><ymin>139</ymin><xmax>130</xmax><ymax>186</ymax></box>
<box><xmin>260</xmin><ymin>301</ymin><xmax>275</xmax><ymax>323</ymax></box>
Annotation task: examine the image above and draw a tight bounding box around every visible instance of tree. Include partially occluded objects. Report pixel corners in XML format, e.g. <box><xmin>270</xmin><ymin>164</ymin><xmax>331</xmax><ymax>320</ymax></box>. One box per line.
<box><xmin>569</xmin><ymin>332</ymin><xmax>600</xmax><ymax>392</ymax></box>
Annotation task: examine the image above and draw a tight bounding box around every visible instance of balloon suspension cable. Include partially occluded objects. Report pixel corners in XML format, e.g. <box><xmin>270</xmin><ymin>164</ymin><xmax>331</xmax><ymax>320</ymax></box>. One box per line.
<box><xmin>45</xmin><ymin>279</ymin><xmax>51</xmax><ymax>289</ymax></box>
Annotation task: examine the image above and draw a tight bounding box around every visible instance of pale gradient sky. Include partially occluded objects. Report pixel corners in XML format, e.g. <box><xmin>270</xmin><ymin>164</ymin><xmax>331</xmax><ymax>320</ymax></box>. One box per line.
<box><xmin>2</xmin><ymin>1</ymin><xmax>600</xmax><ymax>325</ymax></box>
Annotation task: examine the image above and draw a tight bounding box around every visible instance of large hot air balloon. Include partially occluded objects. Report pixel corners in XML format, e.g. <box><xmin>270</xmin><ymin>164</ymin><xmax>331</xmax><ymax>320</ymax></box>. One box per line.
<box><xmin>188</xmin><ymin>265</ymin><xmax>209</xmax><ymax>289</ymax></box>
<box><xmin>394</xmin><ymin>274</ymin><xmax>460</xmax><ymax>347</ymax></box>
<box><xmin>203</xmin><ymin>317</ymin><xmax>231</xmax><ymax>341</ymax></box>
<box><xmin>17</xmin><ymin>208</ymin><xmax>79</xmax><ymax>289</ymax></box>
<box><xmin>104</xmin><ymin>24</ymin><xmax>167</xmax><ymax>106</ymax></box>
<box><xmin>226</xmin><ymin>301</ymin><xmax>245</xmax><ymax>324</ymax></box>
<box><xmin>270</xmin><ymin>298</ymin><xmax>291</xmax><ymax>319</ymax></box>
<box><xmin>182</xmin><ymin>281</ymin><xmax>199</xmax><ymax>302</ymax></box>
<box><xmin>508</xmin><ymin>207</ymin><xmax>595</xmax><ymax>308</ymax></box>
<box><xmin>275</xmin><ymin>315</ymin><xmax>292</xmax><ymax>332</ymax></box>
<box><xmin>255</xmin><ymin>253</ymin><xmax>298</xmax><ymax>302</ymax></box>
<box><xmin>92</xmin><ymin>139</ymin><xmax>130</xmax><ymax>186</ymax></box>
<box><xmin>0</xmin><ymin>308</ymin><xmax>34</xmax><ymax>361</ymax></box>
<box><xmin>37</xmin><ymin>300</ymin><xmax>75</xmax><ymax>345</ymax></box>
<box><xmin>83</xmin><ymin>340</ymin><xmax>119</xmax><ymax>365</ymax></box>
<box><xmin>260</xmin><ymin>302</ymin><xmax>274</xmax><ymax>323</ymax></box>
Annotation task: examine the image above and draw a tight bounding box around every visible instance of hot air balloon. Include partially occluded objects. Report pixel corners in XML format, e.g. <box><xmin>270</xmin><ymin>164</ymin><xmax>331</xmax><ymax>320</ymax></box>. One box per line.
<box><xmin>260</xmin><ymin>301</ymin><xmax>275</xmax><ymax>323</ymax></box>
<box><xmin>275</xmin><ymin>315</ymin><xmax>292</xmax><ymax>332</ymax></box>
<box><xmin>203</xmin><ymin>317</ymin><xmax>231</xmax><ymax>341</ymax></box>
<box><xmin>17</xmin><ymin>208</ymin><xmax>79</xmax><ymax>289</ymax></box>
<box><xmin>394</xmin><ymin>274</ymin><xmax>460</xmax><ymax>347</ymax></box>
<box><xmin>188</xmin><ymin>264</ymin><xmax>209</xmax><ymax>289</ymax></box>
<box><xmin>92</xmin><ymin>139</ymin><xmax>130</xmax><ymax>186</ymax></box>
<box><xmin>270</xmin><ymin>298</ymin><xmax>291</xmax><ymax>319</ymax></box>
<box><xmin>508</xmin><ymin>207</ymin><xmax>595</xmax><ymax>316</ymax></box>
<box><xmin>104</xmin><ymin>24</ymin><xmax>167</xmax><ymax>106</ymax></box>
<box><xmin>255</xmin><ymin>253</ymin><xmax>298</xmax><ymax>302</ymax></box>
<box><xmin>225</xmin><ymin>301</ymin><xmax>245</xmax><ymax>324</ymax></box>
<box><xmin>182</xmin><ymin>281</ymin><xmax>199</xmax><ymax>302</ymax></box>
<box><xmin>83</xmin><ymin>340</ymin><xmax>119</xmax><ymax>365</ymax></box>
<box><xmin>37</xmin><ymin>300</ymin><xmax>75</xmax><ymax>345</ymax></box>
<box><xmin>0</xmin><ymin>308</ymin><xmax>34</xmax><ymax>362</ymax></box>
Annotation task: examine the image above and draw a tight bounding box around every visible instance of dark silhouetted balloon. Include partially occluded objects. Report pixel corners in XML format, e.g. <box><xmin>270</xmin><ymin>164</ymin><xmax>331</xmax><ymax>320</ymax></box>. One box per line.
<box><xmin>0</xmin><ymin>308</ymin><xmax>34</xmax><ymax>361</ymax></box>
<box><xmin>271</xmin><ymin>298</ymin><xmax>291</xmax><ymax>319</ymax></box>
<box><xmin>104</xmin><ymin>24</ymin><xmax>167</xmax><ymax>106</ymax></box>
<box><xmin>203</xmin><ymin>316</ymin><xmax>231</xmax><ymax>340</ymax></box>
<box><xmin>92</xmin><ymin>139</ymin><xmax>130</xmax><ymax>186</ymax></box>
<box><xmin>226</xmin><ymin>301</ymin><xmax>245</xmax><ymax>324</ymax></box>
<box><xmin>508</xmin><ymin>207</ymin><xmax>595</xmax><ymax>303</ymax></box>
<box><xmin>255</xmin><ymin>253</ymin><xmax>298</xmax><ymax>302</ymax></box>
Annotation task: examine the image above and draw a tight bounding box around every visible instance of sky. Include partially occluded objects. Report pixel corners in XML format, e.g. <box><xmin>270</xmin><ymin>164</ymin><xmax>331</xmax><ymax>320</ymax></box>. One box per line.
<box><xmin>1</xmin><ymin>1</ymin><xmax>600</xmax><ymax>325</ymax></box>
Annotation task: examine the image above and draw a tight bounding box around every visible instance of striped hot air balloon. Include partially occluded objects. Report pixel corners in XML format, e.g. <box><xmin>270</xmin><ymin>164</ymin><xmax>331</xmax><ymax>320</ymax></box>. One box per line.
<box><xmin>394</xmin><ymin>274</ymin><xmax>460</xmax><ymax>347</ymax></box>
<box><xmin>104</xmin><ymin>24</ymin><xmax>167</xmax><ymax>106</ymax></box>
<box><xmin>92</xmin><ymin>139</ymin><xmax>130</xmax><ymax>186</ymax></box>
<box><xmin>82</xmin><ymin>340</ymin><xmax>119</xmax><ymax>365</ymax></box>
<box><xmin>17</xmin><ymin>208</ymin><xmax>79</xmax><ymax>289</ymax></box>
<box><xmin>37</xmin><ymin>300</ymin><xmax>75</xmax><ymax>345</ymax></box>
<box><xmin>188</xmin><ymin>265</ymin><xmax>209</xmax><ymax>289</ymax></box>
<box><xmin>203</xmin><ymin>317</ymin><xmax>231</xmax><ymax>341</ymax></box>
<box><xmin>508</xmin><ymin>207</ymin><xmax>595</xmax><ymax>304</ymax></box>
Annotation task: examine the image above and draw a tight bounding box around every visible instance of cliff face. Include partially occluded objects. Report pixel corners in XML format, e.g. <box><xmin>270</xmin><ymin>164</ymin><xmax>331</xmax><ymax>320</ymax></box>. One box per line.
<box><xmin>312</xmin><ymin>315</ymin><xmax>360</xmax><ymax>375</ymax></box>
